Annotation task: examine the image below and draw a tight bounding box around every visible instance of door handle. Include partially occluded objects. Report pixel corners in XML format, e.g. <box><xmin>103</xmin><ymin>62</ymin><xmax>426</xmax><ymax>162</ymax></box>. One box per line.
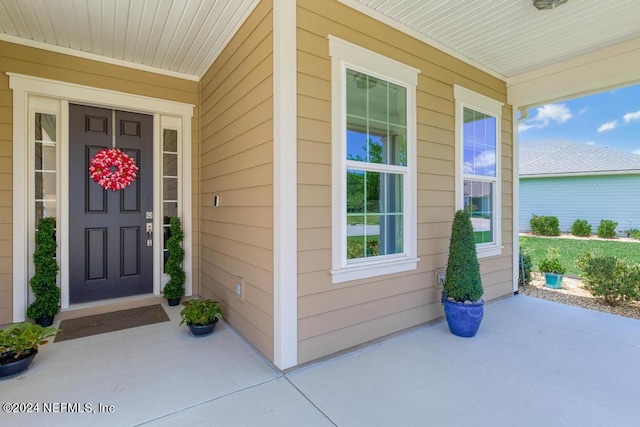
<box><xmin>146</xmin><ymin>223</ymin><xmax>153</xmax><ymax>247</ymax></box>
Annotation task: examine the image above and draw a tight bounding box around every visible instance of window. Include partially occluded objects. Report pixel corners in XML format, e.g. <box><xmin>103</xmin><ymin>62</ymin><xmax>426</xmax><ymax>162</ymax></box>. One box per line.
<box><xmin>454</xmin><ymin>85</ymin><xmax>503</xmax><ymax>257</ymax></box>
<box><xmin>329</xmin><ymin>36</ymin><xmax>420</xmax><ymax>283</ymax></box>
<box><xmin>162</xmin><ymin>128</ymin><xmax>179</xmax><ymax>272</ymax></box>
<box><xmin>34</xmin><ymin>112</ymin><xmax>58</xmax><ymax>228</ymax></box>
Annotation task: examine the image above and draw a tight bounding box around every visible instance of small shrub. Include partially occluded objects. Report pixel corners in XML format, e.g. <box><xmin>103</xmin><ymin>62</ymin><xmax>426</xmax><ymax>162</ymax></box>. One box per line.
<box><xmin>519</xmin><ymin>250</ymin><xmax>532</xmax><ymax>287</ymax></box>
<box><xmin>530</xmin><ymin>215</ymin><xmax>560</xmax><ymax>236</ymax></box>
<box><xmin>538</xmin><ymin>247</ymin><xmax>566</xmax><ymax>275</ymax></box>
<box><xmin>570</xmin><ymin>219</ymin><xmax>592</xmax><ymax>237</ymax></box>
<box><xmin>597</xmin><ymin>219</ymin><xmax>618</xmax><ymax>238</ymax></box>
<box><xmin>576</xmin><ymin>252</ymin><xmax>640</xmax><ymax>306</ymax></box>
<box><xmin>630</xmin><ymin>229</ymin><xmax>640</xmax><ymax>240</ymax></box>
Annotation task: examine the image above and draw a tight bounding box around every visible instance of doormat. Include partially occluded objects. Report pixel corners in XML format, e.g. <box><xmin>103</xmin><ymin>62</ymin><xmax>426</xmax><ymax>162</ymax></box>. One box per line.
<box><xmin>54</xmin><ymin>305</ymin><xmax>170</xmax><ymax>343</ymax></box>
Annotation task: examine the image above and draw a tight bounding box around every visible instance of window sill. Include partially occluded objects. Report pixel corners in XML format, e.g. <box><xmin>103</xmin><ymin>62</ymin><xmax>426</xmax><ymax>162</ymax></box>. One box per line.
<box><xmin>331</xmin><ymin>257</ymin><xmax>420</xmax><ymax>284</ymax></box>
<box><xmin>476</xmin><ymin>245</ymin><xmax>503</xmax><ymax>258</ymax></box>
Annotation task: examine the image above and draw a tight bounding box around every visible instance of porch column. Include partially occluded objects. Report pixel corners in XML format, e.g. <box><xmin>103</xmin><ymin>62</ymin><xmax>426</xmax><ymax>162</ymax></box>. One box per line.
<box><xmin>273</xmin><ymin>0</ymin><xmax>298</xmax><ymax>370</ymax></box>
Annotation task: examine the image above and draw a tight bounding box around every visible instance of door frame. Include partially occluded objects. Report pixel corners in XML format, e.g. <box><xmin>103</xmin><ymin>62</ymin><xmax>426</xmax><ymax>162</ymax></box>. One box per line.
<box><xmin>10</xmin><ymin>73</ymin><xmax>194</xmax><ymax>321</ymax></box>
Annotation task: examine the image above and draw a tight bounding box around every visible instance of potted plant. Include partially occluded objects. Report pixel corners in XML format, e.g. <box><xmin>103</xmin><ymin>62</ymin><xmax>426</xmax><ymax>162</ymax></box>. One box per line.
<box><xmin>163</xmin><ymin>216</ymin><xmax>185</xmax><ymax>306</ymax></box>
<box><xmin>539</xmin><ymin>247</ymin><xmax>566</xmax><ymax>289</ymax></box>
<box><xmin>0</xmin><ymin>322</ymin><xmax>58</xmax><ymax>377</ymax></box>
<box><xmin>441</xmin><ymin>209</ymin><xmax>484</xmax><ymax>337</ymax></box>
<box><xmin>179</xmin><ymin>299</ymin><xmax>223</xmax><ymax>336</ymax></box>
<box><xmin>26</xmin><ymin>217</ymin><xmax>60</xmax><ymax>326</ymax></box>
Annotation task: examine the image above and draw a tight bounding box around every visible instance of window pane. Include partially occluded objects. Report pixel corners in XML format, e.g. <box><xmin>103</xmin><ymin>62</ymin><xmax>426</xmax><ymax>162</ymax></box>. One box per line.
<box><xmin>35</xmin><ymin>201</ymin><xmax>57</xmax><ymax>228</ymax></box>
<box><xmin>163</xmin><ymin>153</ymin><xmax>178</xmax><ymax>177</ymax></box>
<box><xmin>347</xmin><ymin>170</ymin><xmax>403</xmax><ymax>259</ymax></box>
<box><xmin>463</xmin><ymin>107</ymin><xmax>496</xmax><ymax>177</ymax></box>
<box><xmin>163</xmin><ymin>177</ymin><xmax>178</xmax><ymax>201</ymax></box>
<box><xmin>346</xmin><ymin>69</ymin><xmax>406</xmax><ymax>166</ymax></box>
<box><xmin>35</xmin><ymin>114</ymin><xmax>56</xmax><ymax>142</ymax></box>
<box><xmin>464</xmin><ymin>180</ymin><xmax>493</xmax><ymax>244</ymax></box>
<box><xmin>35</xmin><ymin>171</ymin><xmax>57</xmax><ymax>199</ymax></box>
<box><xmin>163</xmin><ymin>129</ymin><xmax>178</xmax><ymax>152</ymax></box>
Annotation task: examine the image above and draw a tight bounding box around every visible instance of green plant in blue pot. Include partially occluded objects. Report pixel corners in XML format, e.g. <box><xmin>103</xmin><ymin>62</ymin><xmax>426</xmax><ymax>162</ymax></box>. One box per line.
<box><xmin>442</xmin><ymin>209</ymin><xmax>484</xmax><ymax>337</ymax></box>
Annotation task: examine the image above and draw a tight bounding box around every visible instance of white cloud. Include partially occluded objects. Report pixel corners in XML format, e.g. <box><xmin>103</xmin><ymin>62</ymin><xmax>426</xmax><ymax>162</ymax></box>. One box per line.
<box><xmin>623</xmin><ymin>110</ymin><xmax>640</xmax><ymax>123</ymax></box>
<box><xmin>585</xmin><ymin>141</ymin><xmax>595</xmax><ymax>145</ymax></box>
<box><xmin>579</xmin><ymin>107</ymin><xmax>588</xmax><ymax>115</ymax></box>
<box><xmin>633</xmin><ymin>148</ymin><xmax>640</xmax><ymax>155</ymax></box>
<box><xmin>597</xmin><ymin>120</ymin><xmax>618</xmax><ymax>132</ymax></box>
<box><xmin>463</xmin><ymin>150</ymin><xmax>495</xmax><ymax>175</ymax></box>
<box><xmin>519</xmin><ymin>103</ymin><xmax>572</xmax><ymax>132</ymax></box>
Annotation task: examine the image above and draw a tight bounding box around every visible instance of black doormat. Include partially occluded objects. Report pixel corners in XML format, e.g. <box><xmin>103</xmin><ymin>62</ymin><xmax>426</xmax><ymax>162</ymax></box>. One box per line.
<box><xmin>54</xmin><ymin>305</ymin><xmax>170</xmax><ymax>343</ymax></box>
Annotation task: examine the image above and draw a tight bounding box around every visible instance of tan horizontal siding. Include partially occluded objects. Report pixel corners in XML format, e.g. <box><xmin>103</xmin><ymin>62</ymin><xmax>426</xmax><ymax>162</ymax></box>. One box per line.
<box><xmin>0</xmin><ymin>40</ymin><xmax>198</xmax><ymax>325</ymax></box>
<box><xmin>198</xmin><ymin>0</ymin><xmax>275</xmax><ymax>362</ymax></box>
<box><xmin>296</xmin><ymin>0</ymin><xmax>513</xmax><ymax>364</ymax></box>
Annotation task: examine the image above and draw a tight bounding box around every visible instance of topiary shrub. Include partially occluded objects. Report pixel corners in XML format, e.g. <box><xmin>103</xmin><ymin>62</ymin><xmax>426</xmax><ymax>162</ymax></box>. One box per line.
<box><xmin>162</xmin><ymin>216</ymin><xmax>185</xmax><ymax>301</ymax></box>
<box><xmin>570</xmin><ymin>219</ymin><xmax>592</xmax><ymax>237</ymax></box>
<box><xmin>576</xmin><ymin>252</ymin><xmax>640</xmax><ymax>306</ymax></box>
<box><xmin>26</xmin><ymin>217</ymin><xmax>60</xmax><ymax>320</ymax></box>
<box><xmin>597</xmin><ymin>219</ymin><xmax>618</xmax><ymax>238</ymax></box>
<box><xmin>530</xmin><ymin>215</ymin><xmax>560</xmax><ymax>236</ymax></box>
<box><xmin>443</xmin><ymin>209</ymin><xmax>483</xmax><ymax>302</ymax></box>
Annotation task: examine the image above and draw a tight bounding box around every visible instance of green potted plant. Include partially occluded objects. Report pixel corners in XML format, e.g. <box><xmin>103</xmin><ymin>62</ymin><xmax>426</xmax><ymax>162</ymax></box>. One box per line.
<box><xmin>26</xmin><ymin>217</ymin><xmax>60</xmax><ymax>326</ymax></box>
<box><xmin>179</xmin><ymin>299</ymin><xmax>223</xmax><ymax>336</ymax></box>
<box><xmin>539</xmin><ymin>247</ymin><xmax>566</xmax><ymax>289</ymax></box>
<box><xmin>0</xmin><ymin>322</ymin><xmax>58</xmax><ymax>377</ymax></box>
<box><xmin>442</xmin><ymin>209</ymin><xmax>484</xmax><ymax>337</ymax></box>
<box><xmin>163</xmin><ymin>216</ymin><xmax>185</xmax><ymax>306</ymax></box>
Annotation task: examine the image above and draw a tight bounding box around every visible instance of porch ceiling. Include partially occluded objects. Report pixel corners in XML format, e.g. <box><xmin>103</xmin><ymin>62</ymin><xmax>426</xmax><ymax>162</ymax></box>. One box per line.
<box><xmin>0</xmin><ymin>0</ymin><xmax>638</xmax><ymax>82</ymax></box>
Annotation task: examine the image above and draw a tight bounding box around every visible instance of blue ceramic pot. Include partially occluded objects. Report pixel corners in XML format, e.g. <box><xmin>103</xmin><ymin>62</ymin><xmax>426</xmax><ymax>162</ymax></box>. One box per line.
<box><xmin>544</xmin><ymin>273</ymin><xmax>563</xmax><ymax>289</ymax></box>
<box><xmin>443</xmin><ymin>296</ymin><xmax>484</xmax><ymax>338</ymax></box>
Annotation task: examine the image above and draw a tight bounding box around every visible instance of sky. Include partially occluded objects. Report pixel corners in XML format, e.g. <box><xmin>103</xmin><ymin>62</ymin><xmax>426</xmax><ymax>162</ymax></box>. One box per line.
<box><xmin>519</xmin><ymin>83</ymin><xmax>640</xmax><ymax>154</ymax></box>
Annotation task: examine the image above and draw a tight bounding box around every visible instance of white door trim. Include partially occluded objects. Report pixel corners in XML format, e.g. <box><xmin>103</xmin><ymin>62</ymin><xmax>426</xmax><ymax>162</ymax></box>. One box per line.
<box><xmin>9</xmin><ymin>73</ymin><xmax>194</xmax><ymax>321</ymax></box>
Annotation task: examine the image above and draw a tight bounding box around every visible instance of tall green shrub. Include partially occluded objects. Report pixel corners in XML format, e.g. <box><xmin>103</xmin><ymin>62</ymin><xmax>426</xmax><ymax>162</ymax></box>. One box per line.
<box><xmin>530</xmin><ymin>215</ymin><xmax>560</xmax><ymax>236</ymax></box>
<box><xmin>443</xmin><ymin>209</ymin><xmax>483</xmax><ymax>302</ymax></box>
<box><xmin>162</xmin><ymin>216</ymin><xmax>185</xmax><ymax>300</ymax></box>
<box><xmin>576</xmin><ymin>252</ymin><xmax>640</xmax><ymax>305</ymax></box>
<box><xmin>597</xmin><ymin>219</ymin><xmax>618</xmax><ymax>238</ymax></box>
<box><xmin>519</xmin><ymin>250</ymin><xmax>532</xmax><ymax>287</ymax></box>
<box><xmin>26</xmin><ymin>217</ymin><xmax>60</xmax><ymax>319</ymax></box>
<box><xmin>570</xmin><ymin>219</ymin><xmax>592</xmax><ymax>237</ymax></box>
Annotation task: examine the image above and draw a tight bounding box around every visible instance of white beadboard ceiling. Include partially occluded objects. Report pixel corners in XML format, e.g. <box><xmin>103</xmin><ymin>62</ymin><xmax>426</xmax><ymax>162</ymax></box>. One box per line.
<box><xmin>0</xmin><ymin>0</ymin><xmax>259</xmax><ymax>81</ymax></box>
<box><xmin>347</xmin><ymin>0</ymin><xmax>640</xmax><ymax>79</ymax></box>
<box><xmin>0</xmin><ymin>0</ymin><xmax>639</xmax><ymax>81</ymax></box>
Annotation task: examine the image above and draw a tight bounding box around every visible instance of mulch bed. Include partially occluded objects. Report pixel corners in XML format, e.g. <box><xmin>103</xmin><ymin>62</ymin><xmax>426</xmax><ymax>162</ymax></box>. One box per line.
<box><xmin>521</xmin><ymin>272</ymin><xmax>640</xmax><ymax>320</ymax></box>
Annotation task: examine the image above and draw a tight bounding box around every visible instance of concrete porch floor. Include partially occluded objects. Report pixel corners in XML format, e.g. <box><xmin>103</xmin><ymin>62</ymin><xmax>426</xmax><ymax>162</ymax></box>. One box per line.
<box><xmin>1</xmin><ymin>295</ymin><xmax>639</xmax><ymax>426</ymax></box>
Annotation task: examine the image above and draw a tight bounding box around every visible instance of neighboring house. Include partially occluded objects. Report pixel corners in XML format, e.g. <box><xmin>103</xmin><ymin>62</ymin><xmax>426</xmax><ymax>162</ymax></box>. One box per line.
<box><xmin>520</xmin><ymin>140</ymin><xmax>640</xmax><ymax>233</ymax></box>
<box><xmin>0</xmin><ymin>0</ymin><xmax>638</xmax><ymax>370</ymax></box>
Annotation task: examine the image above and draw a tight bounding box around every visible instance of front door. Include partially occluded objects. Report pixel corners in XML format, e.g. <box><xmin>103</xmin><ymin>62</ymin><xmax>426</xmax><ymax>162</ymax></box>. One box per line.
<box><xmin>69</xmin><ymin>104</ymin><xmax>154</xmax><ymax>303</ymax></box>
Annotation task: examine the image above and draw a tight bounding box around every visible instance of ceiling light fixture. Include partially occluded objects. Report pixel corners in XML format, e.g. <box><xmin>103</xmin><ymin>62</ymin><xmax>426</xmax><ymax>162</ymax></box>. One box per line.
<box><xmin>533</xmin><ymin>0</ymin><xmax>568</xmax><ymax>10</ymax></box>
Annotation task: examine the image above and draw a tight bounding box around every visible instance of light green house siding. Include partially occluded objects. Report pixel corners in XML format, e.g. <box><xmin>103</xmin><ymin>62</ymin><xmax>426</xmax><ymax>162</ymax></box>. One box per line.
<box><xmin>520</xmin><ymin>174</ymin><xmax>640</xmax><ymax>233</ymax></box>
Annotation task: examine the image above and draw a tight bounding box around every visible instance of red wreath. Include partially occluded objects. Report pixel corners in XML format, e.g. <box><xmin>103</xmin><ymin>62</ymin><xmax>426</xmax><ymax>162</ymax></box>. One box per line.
<box><xmin>88</xmin><ymin>148</ymin><xmax>139</xmax><ymax>191</ymax></box>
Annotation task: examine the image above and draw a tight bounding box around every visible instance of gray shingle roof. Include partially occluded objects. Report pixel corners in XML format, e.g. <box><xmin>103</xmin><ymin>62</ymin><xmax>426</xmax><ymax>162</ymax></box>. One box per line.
<box><xmin>519</xmin><ymin>139</ymin><xmax>640</xmax><ymax>176</ymax></box>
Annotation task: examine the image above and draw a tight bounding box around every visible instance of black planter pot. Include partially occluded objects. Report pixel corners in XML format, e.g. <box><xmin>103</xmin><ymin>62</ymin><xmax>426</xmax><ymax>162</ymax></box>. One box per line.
<box><xmin>0</xmin><ymin>350</ymin><xmax>37</xmax><ymax>378</ymax></box>
<box><xmin>35</xmin><ymin>315</ymin><xmax>54</xmax><ymax>327</ymax></box>
<box><xmin>167</xmin><ymin>298</ymin><xmax>181</xmax><ymax>307</ymax></box>
<box><xmin>442</xmin><ymin>297</ymin><xmax>484</xmax><ymax>338</ymax></box>
<box><xmin>187</xmin><ymin>318</ymin><xmax>219</xmax><ymax>336</ymax></box>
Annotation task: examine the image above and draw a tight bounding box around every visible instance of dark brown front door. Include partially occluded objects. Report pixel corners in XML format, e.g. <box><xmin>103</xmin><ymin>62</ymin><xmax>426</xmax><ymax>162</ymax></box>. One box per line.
<box><xmin>69</xmin><ymin>104</ymin><xmax>153</xmax><ymax>303</ymax></box>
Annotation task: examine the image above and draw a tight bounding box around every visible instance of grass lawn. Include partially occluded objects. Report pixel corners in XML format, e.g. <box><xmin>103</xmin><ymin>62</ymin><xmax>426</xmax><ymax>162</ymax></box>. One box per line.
<box><xmin>520</xmin><ymin>235</ymin><xmax>640</xmax><ymax>277</ymax></box>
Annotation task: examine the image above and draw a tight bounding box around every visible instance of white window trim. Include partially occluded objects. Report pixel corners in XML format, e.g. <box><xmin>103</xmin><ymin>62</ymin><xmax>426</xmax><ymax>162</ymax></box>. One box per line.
<box><xmin>454</xmin><ymin>85</ymin><xmax>504</xmax><ymax>258</ymax></box>
<box><xmin>10</xmin><ymin>73</ymin><xmax>193</xmax><ymax>321</ymax></box>
<box><xmin>328</xmin><ymin>36</ymin><xmax>420</xmax><ymax>284</ymax></box>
